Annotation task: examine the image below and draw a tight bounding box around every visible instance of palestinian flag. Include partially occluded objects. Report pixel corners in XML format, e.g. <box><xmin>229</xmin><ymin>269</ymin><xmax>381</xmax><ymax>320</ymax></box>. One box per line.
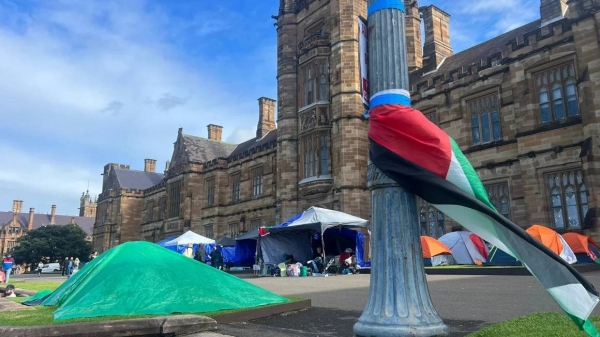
<box><xmin>367</xmin><ymin>93</ymin><xmax>600</xmax><ymax>336</ymax></box>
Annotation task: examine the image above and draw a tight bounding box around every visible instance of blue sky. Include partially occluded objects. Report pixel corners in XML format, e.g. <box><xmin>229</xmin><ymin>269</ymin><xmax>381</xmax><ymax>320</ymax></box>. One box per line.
<box><xmin>0</xmin><ymin>0</ymin><xmax>540</xmax><ymax>215</ymax></box>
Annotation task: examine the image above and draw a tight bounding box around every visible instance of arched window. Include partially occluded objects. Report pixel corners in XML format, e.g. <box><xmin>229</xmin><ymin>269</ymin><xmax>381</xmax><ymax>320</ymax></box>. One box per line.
<box><xmin>319</xmin><ymin>63</ymin><xmax>328</xmax><ymax>101</ymax></box>
<box><xmin>539</xmin><ymin>87</ymin><xmax>551</xmax><ymax>123</ymax></box>
<box><xmin>565</xmin><ymin>79</ymin><xmax>578</xmax><ymax>117</ymax></box>
<box><xmin>485</xmin><ymin>182</ymin><xmax>511</xmax><ymax>220</ymax></box>
<box><xmin>417</xmin><ymin>197</ymin><xmax>445</xmax><ymax>238</ymax></box>
<box><xmin>552</xmin><ymin>83</ymin><xmax>564</xmax><ymax>120</ymax></box>
<box><xmin>469</xmin><ymin>94</ymin><xmax>502</xmax><ymax>145</ymax></box>
<box><xmin>535</xmin><ymin>63</ymin><xmax>579</xmax><ymax>123</ymax></box>
<box><xmin>546</xmin><ymin>169</ymin><xmax>587</xmax><ymax>229</ymax></box>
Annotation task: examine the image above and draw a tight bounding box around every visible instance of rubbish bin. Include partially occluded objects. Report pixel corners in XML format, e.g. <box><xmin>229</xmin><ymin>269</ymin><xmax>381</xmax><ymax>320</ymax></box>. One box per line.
<box><xmin>300</xmin><ymin>266</ymin><xmax>308</xmax><ymax>277</ymax></box>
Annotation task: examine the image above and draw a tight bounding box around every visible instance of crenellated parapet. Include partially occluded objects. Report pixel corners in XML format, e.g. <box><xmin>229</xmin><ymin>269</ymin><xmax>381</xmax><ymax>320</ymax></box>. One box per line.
<box><xmin>410</xmin><ymin>17</ymin><xmax>574</xmax><ymax>98</ymax></box>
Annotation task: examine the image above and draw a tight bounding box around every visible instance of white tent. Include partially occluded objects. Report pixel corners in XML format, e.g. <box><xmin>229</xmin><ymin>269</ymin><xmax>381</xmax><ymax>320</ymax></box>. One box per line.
<box><xmin>438</xmin><ymin>231</ymin><xmax>488</xmax><ymax>265</ymax></box>
<box><xmin>163</xmin><ymin>230</ymin><xmax>215</xmax><ymax>247</ymax></box>
<box><xmin>258</xmin><ymin>207</ymin><xmax>369</xmax><ymax>265</ymax></box>
<box><xmin>269</xmin><ymin>207</ymin><xmax>369</xmax><ymax>234</ymax></box>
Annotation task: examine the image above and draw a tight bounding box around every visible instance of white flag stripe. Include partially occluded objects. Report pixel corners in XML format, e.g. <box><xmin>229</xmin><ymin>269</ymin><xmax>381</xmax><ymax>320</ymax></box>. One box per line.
<box><xmin>433</xmin><ymin>203</ymin><xmax>599</xmax><ymax>321</ymax></box>
<box><xmin>445</xmin><ymin>151</ymin><xmax>476</xmax><ymax>197</ymax></box>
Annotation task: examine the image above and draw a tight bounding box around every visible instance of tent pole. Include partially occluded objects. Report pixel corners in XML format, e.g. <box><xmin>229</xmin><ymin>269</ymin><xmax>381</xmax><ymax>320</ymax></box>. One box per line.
<box><xmin>354</xmin><ymin>2</ymin><xmax>447</xmax><ymax>336</ymax></box>
<box><xmin>320</xmin><ymin>231</ymin><xmax>326</xmax><ymax>270</ymax></box>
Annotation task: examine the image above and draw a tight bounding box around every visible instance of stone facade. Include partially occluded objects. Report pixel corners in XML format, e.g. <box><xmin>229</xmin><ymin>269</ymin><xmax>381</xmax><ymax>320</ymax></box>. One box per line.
<box><xmin>79</xmin><ymin>190</ymin><xmax>97</xmax><ymax>218</ymax></box>
<box><xmin>93</xmin><ymin>0</ymin><xmax>600</xmax><ymax>253</ymax></box>
<box><xmin>409</xmin><ymin>0</ymin><xmax>600</xmax><ymax>239</ymax></box>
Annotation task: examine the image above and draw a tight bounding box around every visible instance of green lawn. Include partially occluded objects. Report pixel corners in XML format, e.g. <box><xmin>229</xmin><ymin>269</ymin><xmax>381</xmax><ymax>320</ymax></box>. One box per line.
<box><xmin>468</xmin><ymin>313</ymin><xmax>600</xmax><ymax>337</ymax></box>
<box><xmin>0</xmin><ymin>297</ymin><xmax>304</xmax><ymax>327</ymax></box>
<box><xmin>4</xmin><ymin>281</ymin><xmax>62</xmax><ymax>292</ymax></box>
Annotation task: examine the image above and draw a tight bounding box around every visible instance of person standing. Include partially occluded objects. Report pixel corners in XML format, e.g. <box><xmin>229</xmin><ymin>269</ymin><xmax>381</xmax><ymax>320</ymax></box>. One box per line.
<box><xmin>195</xmin><ymin>244</ymin><xmax>206</xmax><ymax>263</ymax></box>
<box><xmin>37</xmin><ymin>261</ymin><xmax>44</xmax><ymax>277</ymax></box>
<box><xmin>73</xmin><ymin>258</ymin><xmax>80</xmax><ymax>274</ymax></box>
<box><xmin>209</xmin><ymin>246</ymin><xmax>223</xmax><ymax>270</ymax></box>
<box><xmin>67</xmin><ymin>257</ymin><xmax>74</xmax><ymax>277</ymax></box>
<box><xmin>62</xmin><ymin>257</ymin><xmax>69</xmax><ymax>276</ymax></box>
<box><xmin>183</xmin><ymin>243</ymin><xmax>194</xmax><ymax>258</ymax></box>
<box><xmin>2</xmin><ymin>255</ymin><xmax>14</xmax><ymax>284</ymax></box>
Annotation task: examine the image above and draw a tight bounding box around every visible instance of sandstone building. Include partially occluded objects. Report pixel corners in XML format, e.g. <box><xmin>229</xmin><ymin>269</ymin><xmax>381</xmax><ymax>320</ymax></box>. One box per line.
<box><xmin>0</xmin><ymin>200</ymin><xmax>95</xmax><ymax>254</ymax></box>
<box><xmin>93</xmin><ymin>0</ymin><xmax>600</xmax><ymax>252</ymax></box>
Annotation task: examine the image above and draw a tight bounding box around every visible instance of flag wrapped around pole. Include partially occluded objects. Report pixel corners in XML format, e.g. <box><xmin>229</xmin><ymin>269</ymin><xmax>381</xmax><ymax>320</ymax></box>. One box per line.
<box><xmin>366</xmin><ymin>90</ymin><xmax>600</xmax><ymax>336</ymax></box>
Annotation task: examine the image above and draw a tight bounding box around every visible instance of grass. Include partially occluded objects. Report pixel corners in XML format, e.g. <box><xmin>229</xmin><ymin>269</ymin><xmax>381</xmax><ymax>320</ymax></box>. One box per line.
<box><xmin>0</xmin><ymin>297</ymin><xmax>305</xmax><ymax>327</ymax></box>
<box><xmin>4</xmin><ymin>281</ymin><xmax>62</xmax><ymax>292</ymax></box>
<box><xmin>467</xmin><ymin>312</ymin><xmax>600</xmax><ymax>337</ymax></box>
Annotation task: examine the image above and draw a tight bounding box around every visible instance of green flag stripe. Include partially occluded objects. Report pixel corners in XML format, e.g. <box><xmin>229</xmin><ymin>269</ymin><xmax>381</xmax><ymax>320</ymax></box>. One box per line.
<box><xmin>449</xmin><ymin>138</ymin><xmax>496</xmax><ymax>210</ymax></box>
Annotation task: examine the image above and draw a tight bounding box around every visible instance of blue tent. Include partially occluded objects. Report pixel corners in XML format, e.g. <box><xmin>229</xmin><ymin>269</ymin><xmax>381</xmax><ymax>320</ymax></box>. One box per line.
<box><xmin>485</xmin><ymin>246</ymin><xmax>522</xmax><ymax>266</ymax></box>
<box><xmin>155</xmin><ymin>237</ymin><xmax>175</xmax><ymax>247</ymax></box>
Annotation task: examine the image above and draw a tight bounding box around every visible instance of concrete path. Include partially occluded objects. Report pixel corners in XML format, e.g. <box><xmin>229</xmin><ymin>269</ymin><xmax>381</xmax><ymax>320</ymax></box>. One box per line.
<box><xmin>0</xmin><ymin>298</ymin><xmax>32</xmax><ymax>311</ymax></box>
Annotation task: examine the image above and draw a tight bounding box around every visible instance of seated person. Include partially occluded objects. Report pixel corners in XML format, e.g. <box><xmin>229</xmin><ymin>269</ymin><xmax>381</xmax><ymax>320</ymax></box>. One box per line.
<box><xmin>3</xmin><ymin>284</ymin><xmax>16</xmax><ymax>298</ymax></box>
<box><xmin>306</xmin><ymin>247</ymin><xmax>324</xmax><ymax>273</ymax></box>
<box><xmin>340</xmin><ymin>248</ymin><xmax>353</xmax><ymax>267</ymax></box>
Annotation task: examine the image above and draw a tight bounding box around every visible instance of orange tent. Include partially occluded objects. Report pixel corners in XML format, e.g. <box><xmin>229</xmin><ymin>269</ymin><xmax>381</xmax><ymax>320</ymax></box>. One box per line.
<box><xmin>421</xmin><ymin>236</ymin><xmax>452</xmax><ymax>258</ymax></box>
<box><xmin>563</xmin><ymin>232</ymin><xmax>600</xmax><ymax>262</ymax></box>
<box><xmin>526</xmin><ymin>224</ymin><xmax>563</xmax><ymax>255</ymax></box>
<box><xmin>525</xmin><ymin>224</ymin><xmax>577</xmax><ymax>264</ymax></box>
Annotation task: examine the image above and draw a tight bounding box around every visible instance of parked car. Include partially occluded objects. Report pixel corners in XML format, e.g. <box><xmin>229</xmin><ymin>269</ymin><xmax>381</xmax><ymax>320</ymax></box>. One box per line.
<box><xmin>40</xmin><ymin>263</ymin><xmax>61</xmax><ymax>273</ymax></box>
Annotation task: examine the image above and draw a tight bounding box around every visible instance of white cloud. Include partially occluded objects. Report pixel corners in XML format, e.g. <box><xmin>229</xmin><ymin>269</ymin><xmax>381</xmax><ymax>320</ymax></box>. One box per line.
<box><xmin>0</xmin><ymin>0</ymin><xmax>277</xmax><ymax>212</ymax></box>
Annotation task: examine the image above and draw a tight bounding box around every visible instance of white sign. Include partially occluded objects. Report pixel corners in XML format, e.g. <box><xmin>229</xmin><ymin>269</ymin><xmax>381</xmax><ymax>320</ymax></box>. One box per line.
<box><xmin>358</xmin><ymin>17</ymin><xmax>369</xmax><ymax>107</ymax></box>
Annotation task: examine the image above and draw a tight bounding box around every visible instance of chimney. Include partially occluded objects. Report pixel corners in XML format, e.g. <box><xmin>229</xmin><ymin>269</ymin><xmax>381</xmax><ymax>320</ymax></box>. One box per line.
<box><xmin>540</xmin><ymin>0</ymin><xmax>568</xmax><ymax>24</ymax></box>
<box><xmin>207</xmin><ymin>124</ymin><xmax>223</xmax><ymax>141</ymax></box>
<box><xmin>404</xmin><ymin>0</ymin><xmax>423</xmax><ymax>72</ymax></box>
<box><xmin>12</xmin><ymin>200</ymin><xmax>18</xmax><ymax>213</ymax></box>
<box><xmin>70</xmin><ymin>217</ymin><xmax>76</xmax><ymax>225</ymax></box>
<box><xmin>50</xmin><ymin>205</ymin><xmax>56</xmax><ymax>224</ymax></box>
<box><xmin>257</xmin><ymin>97</ymin><xmax>277</xmax><ymax>139</ymax></box>
<box><xmin>28</xmin><ymin>207</ymin><xmax>34</xmax><ymax>230</ymax></box>
<box><xmin>421</xmin><ymin>5</ymin><xmax>453</xmax><ymax>71</ymax></box>
<box><xmin>144</xmin><ymin>159</ymin><xmax>157</xmax><ymax>173</ymax></box>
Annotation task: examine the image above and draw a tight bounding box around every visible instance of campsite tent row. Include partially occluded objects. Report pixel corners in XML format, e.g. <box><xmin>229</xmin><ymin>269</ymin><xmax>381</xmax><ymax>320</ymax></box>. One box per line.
<box><xmin>424</xmin><ymin>225</ymin><xmax>600</xmax><ymax>267</ymax></box>
<box><xmin>155</xmin><ymin>207</ymin><xmax>371</xmax><ymax>268</ymax></box>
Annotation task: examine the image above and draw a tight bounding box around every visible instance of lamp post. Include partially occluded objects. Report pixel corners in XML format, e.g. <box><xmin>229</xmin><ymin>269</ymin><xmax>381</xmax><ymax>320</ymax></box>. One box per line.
<box><xmin>353</xmin><ymin>1</ymin><xmax>448</xmax><ymax>336</ymax></box>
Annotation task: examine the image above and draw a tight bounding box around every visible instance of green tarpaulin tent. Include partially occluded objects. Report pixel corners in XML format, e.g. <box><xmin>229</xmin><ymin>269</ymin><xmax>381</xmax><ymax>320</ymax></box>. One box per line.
<box><xmin>40</xmin><ymin>241</ymin><xmax>288</xmax><ymax>321</ymax></box>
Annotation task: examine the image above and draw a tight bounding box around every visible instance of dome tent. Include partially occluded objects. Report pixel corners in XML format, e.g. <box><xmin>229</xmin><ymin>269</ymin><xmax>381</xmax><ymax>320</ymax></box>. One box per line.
<box><xmin>35</xmin><ymin>241</ymin><xmax>288</xmax><ymax>321</ymax></box>
<box><xmin>526</xmin><ymin>225</ymin><xmax>577</xmax><ymax>264</ymax></box>
<box><xmin>438</xmin><ymin>231</ymin><xmax>488</xmax><ymax>265</ymax></box>
<box><xmin>421</xmin><ymin>236</ymin><xmax>454</xmax><ymax>267</ymax></box>
<box><xmin>563</xmin><ymin>232</ymin><xmax>600</xmax><ymax>264</ymax></box>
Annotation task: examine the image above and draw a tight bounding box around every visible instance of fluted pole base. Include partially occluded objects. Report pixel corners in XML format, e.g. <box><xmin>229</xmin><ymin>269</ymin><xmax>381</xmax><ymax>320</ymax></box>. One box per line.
<box><xmin>354</xmin><ymin>162</ymin><xmax>447</xmax><ymax>337</ymax></box>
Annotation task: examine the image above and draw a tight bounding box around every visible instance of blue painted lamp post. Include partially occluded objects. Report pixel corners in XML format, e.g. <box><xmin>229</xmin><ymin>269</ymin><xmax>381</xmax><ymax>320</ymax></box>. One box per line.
<box><xmin>353</xmin><ymin>1</ymin><xmax>448</xmax><ymax>336</ymax></box>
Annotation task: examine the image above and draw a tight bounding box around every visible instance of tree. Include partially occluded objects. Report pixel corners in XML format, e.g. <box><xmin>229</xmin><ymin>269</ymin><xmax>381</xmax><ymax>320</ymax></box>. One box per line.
<box><xmin>12</xmin><ymin>224</ymin><xmax>92</xmax><ymax>265</ymax></box>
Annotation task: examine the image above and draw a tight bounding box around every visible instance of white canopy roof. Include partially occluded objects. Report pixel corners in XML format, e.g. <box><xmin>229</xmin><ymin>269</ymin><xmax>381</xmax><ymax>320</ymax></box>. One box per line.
<box><xmin>274</xmin><ymin>207</ymin><xmax>369</xmax><ymax>234</ymax></box>
<box><xmin>163</xmin><ymin>230</ymin><xmax>215</xmax><ymax>247</ymax></box>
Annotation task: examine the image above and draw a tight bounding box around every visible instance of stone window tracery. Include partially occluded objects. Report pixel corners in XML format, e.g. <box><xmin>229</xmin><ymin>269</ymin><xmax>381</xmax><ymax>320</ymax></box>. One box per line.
<box><xmin>301</xmin><ymin>61</ymin><xmax>329</xmax><ymax>108</ymax></box>
<box><xmin>168</xmin><ymin>180</ymin><xmax>182</xmax><ymax>218</ymax></box>
<box><xmin>485</xmin><ymin>182</ymin><xmax>511</xmax><ymax>220</ymax></box>
<box><xmin>206</xmin><ymin>178</ymin><xmax>215</xmax><ymax>206</ymax></box>
<box><xmin>231</xmin><ymin>173</ymin><xmax>241</xmax><ymax>203</ymax></box>
<box><xmin>535</xmin><ymin>63</ymin><xmax>579</xmax><ymax>123</ymax></box>
<box><xmin>417</xmin><ymin>197</ymin><xmax>445</xmax><ymax>238</ymax></box>
<box><xmin>251</xmin><ymin>166</ymin><xmax>263</xmax><ymax>196</ymax></box>
<box><xmin>301</xmin><ymin>131</ymin><xmax>331</xmax><ymax>179</ymax></box>
<box><xmin>545</xmin><ymin>169</ymin><xmax>587</xmax><ymax>229</ymax></box>
<box><xmin>469</xmin><ymin>94</ymin><xmax>501</xmax><ymax>145</ymax></box>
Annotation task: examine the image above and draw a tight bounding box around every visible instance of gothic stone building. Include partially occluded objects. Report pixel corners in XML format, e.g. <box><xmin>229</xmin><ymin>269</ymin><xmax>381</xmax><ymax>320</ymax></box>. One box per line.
<box><xmin>0</xmin><ymin>200</ymin><xmax>95</xmax><ymax>254</ymax></box>
<box><xmin>93</xmin><ymin>0</ymin><xmax>600</xmax><ymax>252</ymax></box>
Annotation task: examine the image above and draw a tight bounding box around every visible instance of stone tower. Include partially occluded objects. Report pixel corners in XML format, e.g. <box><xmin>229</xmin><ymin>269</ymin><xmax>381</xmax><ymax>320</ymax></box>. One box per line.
<box><xmin>274</xmin><ymin>0</ymin><xmax>371</xmax><ymax>222</ymax></box>
<box><xmin>79</xmin><ymin>190</ymin><xmax>97</xmax><ymax>218</ymax></box>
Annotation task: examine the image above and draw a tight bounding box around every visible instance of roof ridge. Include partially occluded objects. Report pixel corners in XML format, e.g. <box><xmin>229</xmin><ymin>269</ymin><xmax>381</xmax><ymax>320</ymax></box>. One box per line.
<box><xmin>182</xmin><ymin>133</ymin><xmax>239</xmax><ymax>146</ymax></box>
<box><xmin>446</xmin><ymin>19</ymin><xmax>541</xmax><ymax>61</ymax></box>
